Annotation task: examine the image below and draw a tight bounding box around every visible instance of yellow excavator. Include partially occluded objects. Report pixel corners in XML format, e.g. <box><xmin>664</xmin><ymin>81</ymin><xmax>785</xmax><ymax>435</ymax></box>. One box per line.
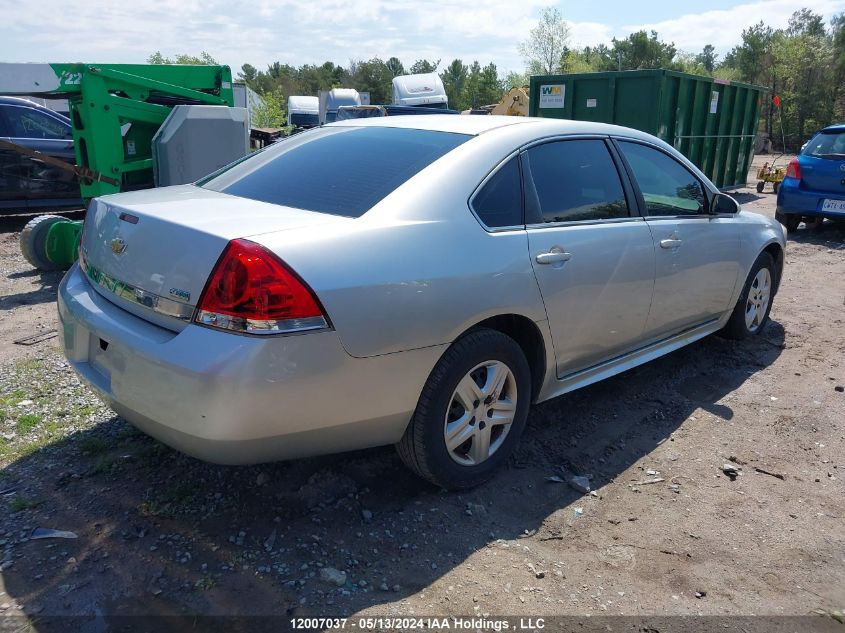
<box><xmin>464</xmin><ymin>87</ymin><xmax>530</xmax><ymax>116</ymax></box>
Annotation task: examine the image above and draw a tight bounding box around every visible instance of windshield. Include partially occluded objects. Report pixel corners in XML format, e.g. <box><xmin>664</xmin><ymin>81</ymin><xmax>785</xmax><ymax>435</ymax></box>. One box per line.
<box><xmin>803</xmin><ymin>130</ymin><xmax>845</xmax><ymax>159</ymax></box>
<box><xmin>200</xmin><ymin>126</ymin><xmax>470</xmax><ymax>217</ymax></box>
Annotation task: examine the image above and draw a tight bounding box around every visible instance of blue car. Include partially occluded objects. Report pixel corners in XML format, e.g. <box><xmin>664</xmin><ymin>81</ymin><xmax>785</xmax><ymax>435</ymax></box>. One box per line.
<box><xmin>776</xmin><ymin>123</ymin><xmax>845</xmax><ymax>232</ymax></box>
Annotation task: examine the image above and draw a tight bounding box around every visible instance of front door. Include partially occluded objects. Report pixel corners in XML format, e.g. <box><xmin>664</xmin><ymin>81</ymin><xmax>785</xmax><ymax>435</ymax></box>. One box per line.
<box><xmin>522</xmin><ymin>138</ymin><xmax>656</xmax><ymax>377</ymax></box>
<box><xmin>616</xmin><ymin>140</ymin><xmax>741</xmax><ymax>339</ymax></box>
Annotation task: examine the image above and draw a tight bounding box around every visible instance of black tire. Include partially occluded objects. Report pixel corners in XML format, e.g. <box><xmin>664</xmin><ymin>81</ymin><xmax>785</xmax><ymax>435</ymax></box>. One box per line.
<box><xmin>720</xmin><ymin>252</ymin><xmax>775</xmax><ymax>340</ymax></box>
<box><xmin>19</xmin><ymin>214</ymin><xmax>67</xmax><ymax>271</ymax></box>
<box><xmin>396</xmin><ymin>328</ymin><xmax>532</xmax><ymax>490</ymax></box>
<box><xmin>775</xmin><ymin>211</ymin><xmax>800</xmax><ymax>233</ymax></box>
<box><xmin>772</xmin><ymin>181</ymin><xmax>780</xmax><ymax>194</ymax></box>
<box><xmin>756</xmin><ymin>181</ymin><xmax>765</xmax><ymax>193</ymax></box>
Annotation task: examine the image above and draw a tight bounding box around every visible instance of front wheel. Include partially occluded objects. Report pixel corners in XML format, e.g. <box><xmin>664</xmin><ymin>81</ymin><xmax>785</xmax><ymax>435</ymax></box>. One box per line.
<box><xmin>720</xmin><ymin>252</ymin><xmax>775</xmax><ymax>340</ymax></box>
<box><xmin>396</xmin><ymin>328</ymin><xmax>531</xmax><ymax>489</ymax></box>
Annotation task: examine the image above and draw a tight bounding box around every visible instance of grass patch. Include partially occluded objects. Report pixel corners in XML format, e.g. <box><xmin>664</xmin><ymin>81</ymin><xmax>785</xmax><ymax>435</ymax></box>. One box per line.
<box><xmin>15</xmin><ymin>358</ymin><xmax>43</xmax><ymax>372</ymax></box>
<box><xmin>195</xmin><ymin>574</ymin><xmax>216</xmax><ymax>591</ymax></box>
<box><xmin>9</xmin><ymin>494</ymin><xmax>40</xmax><ymax>512</ymax></box>
<box><xmin>140</xmin><ymin>481</ymin><xmax>195</xmax><ymax>517</ymax></box>
<box><xmin>16</xmin><ymin>414</ymin><xmax>42</xmax><ymax>434</ymax></box>
<box><xmin>77</xmin><ymin>436</ymin><xmax>108</xmax><ymax>455</ymax></box>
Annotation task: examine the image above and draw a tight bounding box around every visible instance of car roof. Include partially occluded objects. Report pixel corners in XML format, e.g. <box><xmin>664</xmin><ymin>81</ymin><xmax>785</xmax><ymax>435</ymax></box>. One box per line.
<box><xmin>327</xmin><ymin>113</ymin><xmax>658</xmax><ymax>142</ymax></box>
<box><xmin>0</xmin><ymin>96</ymin><xmax>46</xmax><ymax>107</ymax></box>
<box><xmin>821</xmin><ymin>123</ymin><xmax>845</xmax><ymax>132</ymax></box>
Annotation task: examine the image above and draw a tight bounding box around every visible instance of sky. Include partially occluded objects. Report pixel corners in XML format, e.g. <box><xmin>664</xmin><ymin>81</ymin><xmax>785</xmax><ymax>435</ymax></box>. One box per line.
<box><xmin>1</xmin><ymin>0</ymin><xmax>844</xmax><ymax>77</ymax></box>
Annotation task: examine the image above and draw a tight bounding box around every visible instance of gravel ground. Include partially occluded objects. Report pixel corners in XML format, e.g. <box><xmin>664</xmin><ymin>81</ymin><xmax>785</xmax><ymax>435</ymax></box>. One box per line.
<box><xmin>0</xmin><ymin>160</ymin><xmax>843</xmax><ymax>630</ymax></box>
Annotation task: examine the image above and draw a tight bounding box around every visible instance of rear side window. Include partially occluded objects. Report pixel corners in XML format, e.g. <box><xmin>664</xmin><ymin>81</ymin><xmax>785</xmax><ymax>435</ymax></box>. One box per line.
<box><xmin>201</xmin><ymin>126</ymin><xmax>469</xmax><ymax>217</ymax></box>
<box><xmin>3</xmin><ymin>106</ymin><xmax>70</xmax><ymax>140</ymax></box>
<box><xmin>618</xmin><ymin>141</ymin><xmax>706</xmax><ymax>216</ymax></box>
<box><xmin>803</xmin><ymin>131</ymin><xmax>845</xmax><ymax>159</ymax></box>
<box><xmin>471</xmin><ymin>156</ymin><xmax>523</xmax><ymax>228</ymax></box>
<box><xmin>522</xmin><ymin>139</ymin><xmax>629</xmax><ymax>224</ymax></box>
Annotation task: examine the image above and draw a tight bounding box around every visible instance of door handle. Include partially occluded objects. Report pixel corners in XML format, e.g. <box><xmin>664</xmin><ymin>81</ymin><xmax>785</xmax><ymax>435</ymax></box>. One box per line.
<box><xmin>536</xmin><ymin>251</ymin><xmax>572</xmax><ymax>265</ymax></box>
<box><xmin>659</xmin><ymin>238</ymin><xmax>683</xmax><ymax>249</ymax></box>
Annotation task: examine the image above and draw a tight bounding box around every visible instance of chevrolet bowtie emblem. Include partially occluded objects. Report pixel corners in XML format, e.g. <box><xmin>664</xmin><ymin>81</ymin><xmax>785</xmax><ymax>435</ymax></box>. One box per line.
<box><xmin>110</xmin><ymin>237</ymin><xmax>127</xmax><ymax>255</ymax></box>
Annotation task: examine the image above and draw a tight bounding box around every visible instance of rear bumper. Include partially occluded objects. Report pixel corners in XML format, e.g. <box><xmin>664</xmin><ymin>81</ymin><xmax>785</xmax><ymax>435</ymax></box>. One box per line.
<box><xmin>58</xmin><ymin>264</ymin><xmax>442</xmax><ymax>464</ymax></box>
<box><xmin>777</xmin><ymin>178</ymin><xmax>845</xmax><ymax>218</ymax></box>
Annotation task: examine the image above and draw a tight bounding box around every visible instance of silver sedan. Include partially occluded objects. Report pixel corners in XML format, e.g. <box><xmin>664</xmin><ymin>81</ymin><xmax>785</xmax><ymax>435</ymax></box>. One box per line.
<box><xmin>58</xmin><ymin>115</ymin><xmax>785</xmax><ymax>489</ymax></box>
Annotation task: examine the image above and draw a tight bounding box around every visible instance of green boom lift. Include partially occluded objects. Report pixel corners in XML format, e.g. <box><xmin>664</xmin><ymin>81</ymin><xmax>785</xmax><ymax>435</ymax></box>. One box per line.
<box><xmin>0</xmin><ymin>62</ymin><xmax>234</xmax><ymax>269</ymax></box>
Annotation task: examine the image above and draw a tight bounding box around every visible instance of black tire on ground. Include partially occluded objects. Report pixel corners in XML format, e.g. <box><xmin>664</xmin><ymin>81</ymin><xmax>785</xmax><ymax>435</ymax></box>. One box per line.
<box><xmin>775</xmin><ymin>211</ymin><xmax>801</xmax><ymax>233</ymax></box>
<box><xmin>396</xmin><ymin>328</ymin><xmax>532</xmax><ymax>490</ymax></box>
<box><xmin>772</xmin><ymin>181</ymin><xmax>780</xmax><ymax>194</ymax></box>
<box><xmin>756</xmin><ymin>181</ymin><xmax>765</xmax><ymax>193</ymax></box>
<box><xmin>720</xmin><ymin>251</ymin><xmax>776</xmax><ymax>340</ymax></box>
<box><xmin>19</xmin><ymin>214</ymin><xmax>67</xmax><ymax>271</ymax></box>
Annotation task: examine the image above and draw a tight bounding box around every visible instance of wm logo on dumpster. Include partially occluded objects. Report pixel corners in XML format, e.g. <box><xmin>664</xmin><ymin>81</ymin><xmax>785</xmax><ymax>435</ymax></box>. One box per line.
<box><xmin>539</xmin><ymin>84</ymin><xmax>565</xmax><ymax>109</ymax></box>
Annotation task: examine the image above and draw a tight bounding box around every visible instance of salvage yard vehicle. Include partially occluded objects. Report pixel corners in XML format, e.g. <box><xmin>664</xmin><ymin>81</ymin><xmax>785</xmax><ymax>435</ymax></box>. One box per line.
<box><xmin>776</xmin><ymin>123</ymin><xmax>845</xmax><ymax>232</ymax></box>
<box><xmin>0</xmin><ymin>96</ymin><xmax>81</xmax><ymax>210</ymax></box>
<box><xmin>58</xmin><ymin>116</ymin><xmax>786</xmax><ymax>489</ymax></box>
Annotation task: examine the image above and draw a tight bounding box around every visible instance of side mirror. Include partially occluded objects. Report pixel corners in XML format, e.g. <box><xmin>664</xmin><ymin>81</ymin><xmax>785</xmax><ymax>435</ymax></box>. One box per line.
<box><xmin>710</xmin><ymin>192</ymin><xmax>740</xmax><ymax>215</ymax></box>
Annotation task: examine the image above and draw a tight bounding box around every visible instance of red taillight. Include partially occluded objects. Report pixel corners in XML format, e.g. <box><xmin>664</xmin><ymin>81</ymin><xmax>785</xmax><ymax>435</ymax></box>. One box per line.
<box><xmin>786</xmin><ymin>158</ymin><xmax>802</xmax><ymax>180</ymax></box>
<box><xmin>195</xmin><ymin>239</ymin><xmax>328</xmax><ymax>335</ymax></box>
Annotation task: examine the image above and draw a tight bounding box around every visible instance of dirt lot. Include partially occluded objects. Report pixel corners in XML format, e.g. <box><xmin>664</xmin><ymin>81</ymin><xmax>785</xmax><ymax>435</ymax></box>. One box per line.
<box><xmin>0</xmin><ymin>157</ymin><xmax>844</xmax><ymax>631</ymax></box>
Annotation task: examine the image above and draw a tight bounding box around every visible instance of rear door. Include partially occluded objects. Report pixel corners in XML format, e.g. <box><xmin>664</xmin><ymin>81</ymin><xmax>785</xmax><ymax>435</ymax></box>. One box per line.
<box><xmin>615</xmin><ymin>140</ymin><xmax>741</xmax><ymax>340</ymax></box>
<box><xmin>1</xmin><ymin>104</ymin><xmax>77</xmax><ymax>205</ymax></box>
<box><xmin>523</xmin><ymin>138</ymin><xmax>656</xmax><ymax>377</ymax></box>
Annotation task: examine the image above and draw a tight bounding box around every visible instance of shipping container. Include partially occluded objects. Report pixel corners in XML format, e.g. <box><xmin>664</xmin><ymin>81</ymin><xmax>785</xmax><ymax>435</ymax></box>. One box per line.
<box><xmin>528</xmin><ymin>69</ymin><xmax>766</xmax><ymax>189</ymax></box>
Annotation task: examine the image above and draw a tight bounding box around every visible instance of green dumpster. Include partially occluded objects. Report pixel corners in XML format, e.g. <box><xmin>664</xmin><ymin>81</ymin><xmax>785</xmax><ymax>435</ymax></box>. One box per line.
<box><xmin>528</xmin><ymin>69</ymin><xmax>766</xmax><ymax>189</ymax></box>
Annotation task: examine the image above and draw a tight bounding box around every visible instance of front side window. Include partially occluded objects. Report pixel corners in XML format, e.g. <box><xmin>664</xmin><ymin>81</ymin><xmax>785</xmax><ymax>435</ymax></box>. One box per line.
<box><xmin>618</xmin><ymin>141</ymin><xmax>706</xmax><ymax>216</ymax></box>
<box><xmin>522</xmin><ymin>139</ymin><xmax>629</xmax><ymax>224</ymax></box>
<box><xmin>201</xmin><ymin>126</ymin><xmax>469</xmax><ymax>218</ymax></box>
<box><xmin>4</xmin><ymin>107</ymin><xmax>70</xmax><ymax>140</ymax></box>
<box><xmin>471</xmin><ymin>156</ymin><xmax>522</xmax><ymax>228</ymax></box>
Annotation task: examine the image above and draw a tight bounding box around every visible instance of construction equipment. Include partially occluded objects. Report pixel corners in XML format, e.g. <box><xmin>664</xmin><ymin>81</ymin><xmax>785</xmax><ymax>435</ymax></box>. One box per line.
<box><xmin>1</xmin><ymin>62</ymin><xmax>235</xmax><ymax>269</ymax></box>
<box><xmin>489</xmin><ymin>87</ymin><xmax>529</xmax><ymax>117</ymax></box>
<box><xmin>755</xmin><ymin>160</ymin><xmax>786</xmax><ymax>193</ymax></box>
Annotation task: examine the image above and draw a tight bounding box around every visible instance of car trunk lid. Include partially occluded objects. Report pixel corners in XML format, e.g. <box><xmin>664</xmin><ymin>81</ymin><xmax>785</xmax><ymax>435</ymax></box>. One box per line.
<box><xmin>80</xmin><ymin>185</ymin><xmax>344</xmax><ymax>331</ymax></box>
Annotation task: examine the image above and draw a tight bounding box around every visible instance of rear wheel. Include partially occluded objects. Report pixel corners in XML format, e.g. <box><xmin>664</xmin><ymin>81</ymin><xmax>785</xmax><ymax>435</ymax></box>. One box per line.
<box><xmin>772</xmin><ymin>181</ymin><xmax>780</xmax><ymax>194</ymax></box>
<box><xmin>756</xmin><ymin>181</ymin><xmax>765</xmax><ymax>193</ymax></box>
<box><xmin>775</xmin><ymin>211</ymin><xmax>801</xmax><ymax>233</ymax></box>
<box><xmin>720</xmin><ymin>252</ymin><xmax>775</xmax><ymax>340</ymax></box>
<box><xmin>19</xmin><ymin>214</ymin><xmax>67</xmax><ymax>271</ymax></box>
<box><xmin>396</xmin><ymin>328</ymin><xmax>531</xmax><ymax>489</ymax></box>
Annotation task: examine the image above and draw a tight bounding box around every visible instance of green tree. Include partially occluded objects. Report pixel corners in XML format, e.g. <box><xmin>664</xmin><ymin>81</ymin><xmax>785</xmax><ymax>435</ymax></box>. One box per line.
<box><xmin>695</xmin><ymin>44</ymin><xmax>717</xmax><ymax>72</ymax></box>
<box><xmin>409</xmin><ymin>59</ymin><xmax>440</xmax><ymax>74</ymax></box>
<box><xmin>519</xmin><ymin>6</ymin><xmax>570</xmax><ymax>74</ymax></box>
<box><xmin>441</xmin><ymin>59</ymin><xmax>468</xmax><ymax>110</ymax></box>
<box><xmin>147</xmin><ymin>51</ymin><xmax>218</xmax><ymax>65</ymax></box>
<box><xmin>612</xmin><ymin>30</ymin><xmax>676</xmax><ymax>70</ymax></box>
<box><xmin>250</xmin><ymin>88</ymin><xmax>287</xmax><ymax>128</ymax></box>
<box><xmin>478</xmin><ymin>63</ymin><xmax>504</xmax><ymax>105</ymax></box>
<box><xmin>385</xmin><ymin>57</ymin><xmax>406</xmax><ymax>78</ymax></box>
<box><xmin>347</xmin><ymin>58</ymin><xmax>393</xmax><ymax>104</ymax></box>
<box><xmin>238</xmin><ymin>63</ymin><xmax>258</xmax><ymax>83</ymax></box>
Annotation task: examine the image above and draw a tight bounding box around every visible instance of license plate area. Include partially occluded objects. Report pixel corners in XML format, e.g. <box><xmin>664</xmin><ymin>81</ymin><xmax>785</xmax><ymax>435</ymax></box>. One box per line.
<box><xmin>821</xmin><ymin>198</ymin><xmax>845</xmax><ymax>212</ymax></box>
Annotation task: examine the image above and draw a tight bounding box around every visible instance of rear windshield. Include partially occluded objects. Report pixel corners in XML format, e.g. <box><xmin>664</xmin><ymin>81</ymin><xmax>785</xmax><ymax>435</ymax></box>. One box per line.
<box><xmin>200</xmin><ymin>126</ymin><xmax>469</xmax><ymax>217</ymax></box>
<box><xmin>803</xmin><ymin>130</ymin><xmax>845</xmax><ymax>159</ymax></box>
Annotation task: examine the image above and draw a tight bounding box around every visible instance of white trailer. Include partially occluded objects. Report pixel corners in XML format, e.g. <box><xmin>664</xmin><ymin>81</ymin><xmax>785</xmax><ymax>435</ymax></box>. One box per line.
<box><xmin>392</xmin><ymin>73</ymin><xmax>448</xmax><ymax>109</ymax></box>
<box><xmin>287</xmin><ymin>95</ymin><xmax>319</xmax><ymax>129</ymax></box>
